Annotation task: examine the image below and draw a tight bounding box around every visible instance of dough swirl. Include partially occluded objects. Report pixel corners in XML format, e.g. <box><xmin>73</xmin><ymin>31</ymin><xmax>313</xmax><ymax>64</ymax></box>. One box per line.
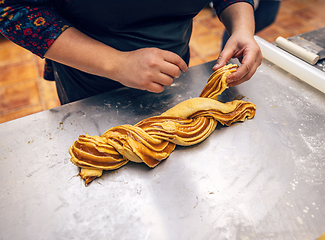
<box><xmin>69</xmin><ymin>64</ymin><xmax>256</xmax><ymax>186</ymax></box>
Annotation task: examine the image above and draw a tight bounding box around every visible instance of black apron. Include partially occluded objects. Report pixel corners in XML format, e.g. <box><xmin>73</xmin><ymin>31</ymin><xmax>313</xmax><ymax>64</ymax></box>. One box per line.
<box><xmin>53</xmin><ymin>0</ymin><xmax>210</xmax><ymax>104</ymax></box>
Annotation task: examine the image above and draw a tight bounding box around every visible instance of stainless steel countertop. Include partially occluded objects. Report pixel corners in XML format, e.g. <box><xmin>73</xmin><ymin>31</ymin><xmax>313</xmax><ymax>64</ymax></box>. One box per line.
<box><xmin>1</xmin><ymin>59</ymin><xmax>325</xmax><ymax>240</ymax></box>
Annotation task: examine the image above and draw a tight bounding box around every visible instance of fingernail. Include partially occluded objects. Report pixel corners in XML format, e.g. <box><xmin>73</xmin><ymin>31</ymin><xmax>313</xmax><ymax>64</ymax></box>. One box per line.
<box><xmin>213</xmin><ymin>63</ymin><xmax>220</xmax><ymax>69</ymax></box>
<box><xmin>226</xmin><ymin>75</ymin><xmax>234</xmax><ymax>82</ymax></box>
<box><xmin>227</xmin><ymin>79</ymin><xmax>234</xmax><ymax>83</ymax></box>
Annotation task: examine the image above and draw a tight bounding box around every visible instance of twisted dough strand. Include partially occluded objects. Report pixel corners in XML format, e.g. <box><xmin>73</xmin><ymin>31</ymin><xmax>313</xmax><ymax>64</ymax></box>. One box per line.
<box><xmin>69</xmin><ymin>64</ymin><xmax>256</xmax><ymax>186</ymax></box>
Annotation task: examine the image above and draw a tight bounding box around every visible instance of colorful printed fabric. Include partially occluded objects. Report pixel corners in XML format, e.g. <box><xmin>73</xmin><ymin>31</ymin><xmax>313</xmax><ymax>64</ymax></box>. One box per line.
<box><xmin>0</xmin><ymin>0</ymin><xmax>71</xmax><ymax>57</ymax></box>
<box><xmin>0</xmin><ymin>0</ymin><xmax>72</xmax><ymax>79</ymax></box>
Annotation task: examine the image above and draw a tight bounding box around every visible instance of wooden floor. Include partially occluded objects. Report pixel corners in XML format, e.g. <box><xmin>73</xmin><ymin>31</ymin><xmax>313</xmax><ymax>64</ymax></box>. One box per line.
<box><xmin>1</xmin><ymin>0</ymin><xmax>325</xmax><ymax>123</ymax></box>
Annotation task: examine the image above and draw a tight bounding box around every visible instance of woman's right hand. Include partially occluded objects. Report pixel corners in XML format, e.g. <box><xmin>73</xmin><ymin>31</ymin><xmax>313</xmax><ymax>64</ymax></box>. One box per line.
<box><xmin>113</xmin><ymin>48</ymin><xmax>188</xmax><ymax>93</ymax></box>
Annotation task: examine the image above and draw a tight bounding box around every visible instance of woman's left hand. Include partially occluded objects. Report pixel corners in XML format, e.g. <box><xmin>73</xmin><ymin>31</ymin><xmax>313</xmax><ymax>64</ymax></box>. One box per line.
<box><xmin>213</xmin><ymin>31</ymin><xmax>262</xmax><ymax>87</ymax></box>
<box><xmin>212</xmin><ymin>2</ymin><xmax>263</xmax><ymax>87</ymax></box>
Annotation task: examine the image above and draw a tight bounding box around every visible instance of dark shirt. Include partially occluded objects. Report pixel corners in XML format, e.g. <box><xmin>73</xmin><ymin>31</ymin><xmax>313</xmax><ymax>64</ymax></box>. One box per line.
<box><xmin>0</xmin><ymin>0</ymin><xmax>254</xmax><ymax>103</ymax></box>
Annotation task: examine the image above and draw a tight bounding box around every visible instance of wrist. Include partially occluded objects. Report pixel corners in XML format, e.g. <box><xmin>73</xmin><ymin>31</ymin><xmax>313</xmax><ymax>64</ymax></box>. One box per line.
<box><xmin>100</xmin><ymin>49</ymin><xmax>132</xmax><ymax>85</ymax></box>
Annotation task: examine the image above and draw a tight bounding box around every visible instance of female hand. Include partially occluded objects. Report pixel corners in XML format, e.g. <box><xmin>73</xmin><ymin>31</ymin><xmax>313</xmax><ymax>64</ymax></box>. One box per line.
<box><xmin>114</xmin><ymin>48</ymin><xmax>188</xmax><ymax>93</ymax></box>
<box><xmin>213</xmin><ymin>31</ymin><xmax>262</xmax><ymax>87</ymax></box>
<box><xmin>212</xmin><ymin>2</ymin><xmax>263</xmax><ymax>87</ymax></box>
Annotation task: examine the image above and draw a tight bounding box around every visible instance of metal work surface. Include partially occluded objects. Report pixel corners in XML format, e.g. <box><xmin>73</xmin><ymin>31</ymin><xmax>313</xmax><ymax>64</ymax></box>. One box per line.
<box><xmin>1</xmin><ymin>60</ymin><xmax>325</xmax><ymax>240</ymax></box>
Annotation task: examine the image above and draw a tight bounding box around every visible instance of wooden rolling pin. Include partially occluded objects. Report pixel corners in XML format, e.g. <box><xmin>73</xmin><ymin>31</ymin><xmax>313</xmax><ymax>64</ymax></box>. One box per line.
<box><xmin>254</xmin><ymin>36</ymin><xmax>325</xmax><ymax>94</ymax></box>
<box><xmin>275</xmin><ymin>36</ymin><xmax>319</xmax><ymax>65</ymax></box>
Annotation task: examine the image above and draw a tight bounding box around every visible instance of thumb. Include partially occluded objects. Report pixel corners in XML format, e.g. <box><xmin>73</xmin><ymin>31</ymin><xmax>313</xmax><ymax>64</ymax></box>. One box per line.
<box><xmin>212</xmin><ymin>48</ymin><xmax>233</xmax><ymax>71</ymax></box>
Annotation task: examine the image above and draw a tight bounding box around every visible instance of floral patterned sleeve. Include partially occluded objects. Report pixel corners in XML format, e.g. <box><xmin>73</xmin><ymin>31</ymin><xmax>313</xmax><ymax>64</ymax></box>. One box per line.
<box><xmin>0</xmin><ymin>0</ymin><xmax>71</xmax><ymax>58</ymax></box>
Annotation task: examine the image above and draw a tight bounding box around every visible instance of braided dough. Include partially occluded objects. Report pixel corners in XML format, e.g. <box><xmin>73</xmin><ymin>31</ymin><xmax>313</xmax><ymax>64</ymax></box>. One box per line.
<box><xmin>69</xmin><ymin>64</ymin><xmax>256</xmax><ymax>185</ymax></box>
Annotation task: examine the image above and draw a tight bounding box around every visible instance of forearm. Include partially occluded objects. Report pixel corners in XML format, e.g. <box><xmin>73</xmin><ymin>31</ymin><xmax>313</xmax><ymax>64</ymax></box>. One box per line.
<box><xmin>44</xmin><ymin>27</ymin><xmax>188</xmax><ymax>93</ymax></box>
<box><xmin>219</xmin><ymin>2</ymin><xmax>255</xmax><ymax>37</ymax></box>
<box><xmin>44</xmin><ymin>27</ymin><xmax>122</xmax><ymax>79</ymax></box>
<box><xmin>214</xmin><ymin>1</ymin><xmax>262</xmax><ymax>86</ymax></box>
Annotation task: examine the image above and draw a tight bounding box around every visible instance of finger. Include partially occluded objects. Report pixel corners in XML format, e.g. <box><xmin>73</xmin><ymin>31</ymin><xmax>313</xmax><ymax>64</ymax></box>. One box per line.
<box><xmin>154</xmin><ymin>72</ymin><xmax>174</xmax><ymax>86</ymax></box>
<box><xmin>228</xmin><ymin>43</ymin><xmax>263</xmax><ymax>81</ymax></box>
<box><xmin>145</xmin><ymin>81</ymin><xmax>165</xmax><ymax>93</ymax></box>
<box><xmin>227</xmin><ymin>48</ymin><xmax>257</xmax><ymax>82</ymax></box>
<box><xmin>163</xmin><ymin>51</ymin><xmax>188</xmax><ymax>72</ymax></box>
<box><xmin>212</xmin><ymin>46</ymin><xmax>236</xmax><ymax>71</ymax></box>
<box><xmin>160</xmin><ymin>61</ymin><xmax>182</xmax><ymax>79</ymax></box>
<box><xmin>228</xmin><ymin>61</ymin><xmax>260</xmax><ymax>86</ymax></box>
<box><xmin>228</xmin><ymin>62</ymin><xmax>251</xmax><ymax>82</ymax></box>
<box><xmin>227</xmin><ymin>70</ymin><xmax>251</xmax><ymax>87</ymax></box>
